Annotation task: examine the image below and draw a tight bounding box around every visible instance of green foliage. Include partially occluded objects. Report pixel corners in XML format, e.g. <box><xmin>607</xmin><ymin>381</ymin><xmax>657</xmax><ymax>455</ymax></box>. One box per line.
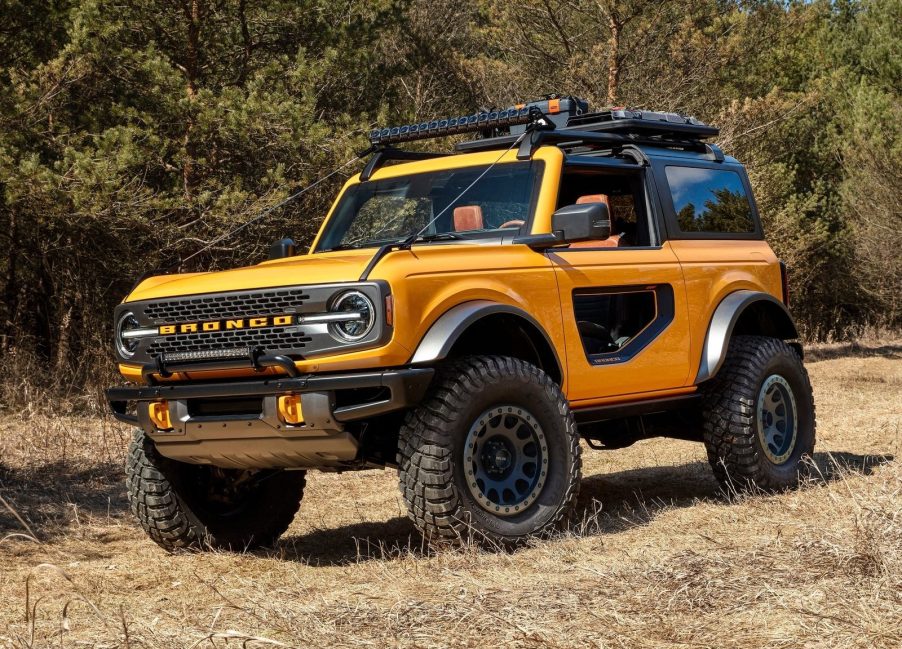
<box><xmin>0</xmin><ymin>0</ymin><xmax>898</xmax><ymax>398</ymax></box>
<box><xmin>675</xmin><ymin>189</ymin><xmax>756</xmax><ymax>234</ymax></box>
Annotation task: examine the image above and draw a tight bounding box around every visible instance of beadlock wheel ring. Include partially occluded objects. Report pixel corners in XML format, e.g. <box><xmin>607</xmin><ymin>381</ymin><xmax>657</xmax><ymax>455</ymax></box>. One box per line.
<box><xmin>756</xmin><ymin>374</ymin><xmax>798</xmax><ymax>465</ymax></box>
<box><xmin>463</xmin><ymin>405</ymin><xmax>548</xmax><ymax>516</ymax></box>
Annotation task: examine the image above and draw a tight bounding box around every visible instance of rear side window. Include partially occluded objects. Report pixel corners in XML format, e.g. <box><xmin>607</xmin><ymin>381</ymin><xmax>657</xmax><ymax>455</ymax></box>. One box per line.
<box><xmin>665</xmin><ymin>166</ymin><xmax>755</xmax><ymax>234</ymax></box>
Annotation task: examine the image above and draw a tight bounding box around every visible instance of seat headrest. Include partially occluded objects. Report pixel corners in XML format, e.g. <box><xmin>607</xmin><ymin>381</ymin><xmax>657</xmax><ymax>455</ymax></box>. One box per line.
<box><xmin>569</xmin><ymin>234</ymin><xmax>622</xmax><ymax>248</ymax></box>
<box><xmin>576</xmin><ymin>193</ymin><xmax>613</xmax><ymax>219</ymax></box>
<box><xmin>453</xmin><ymin>205</ymin><xmax>484</xmax><ymax>231</ymax></box>
<box><xmin>575</xmin><ymin>194</ymin><xmax>610</xmax><ymax>206</ymax></box>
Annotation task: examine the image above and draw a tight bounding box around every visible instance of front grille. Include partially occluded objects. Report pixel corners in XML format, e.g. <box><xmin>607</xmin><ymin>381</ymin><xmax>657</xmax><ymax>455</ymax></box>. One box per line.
<box><xmin>147</xmin><ymin>326</ymin><xmax>312</xmax><ymax>358</ymax></box>
<box><xmin>117</xmin><ymin>281</ymin><xmax>389</xmax><ymax>366</ymax></box>
<box><xmin>143</xmin><ymin>288</ymin><xmax>310</xmax><ymax>324</ymax></box>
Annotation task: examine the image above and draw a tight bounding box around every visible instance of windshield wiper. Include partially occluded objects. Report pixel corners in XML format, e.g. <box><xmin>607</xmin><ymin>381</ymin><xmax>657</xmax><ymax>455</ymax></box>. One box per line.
<box><xmin>408</xmin><ymin>232</ymin><xmax>464</xmax><ymax>243</ymax></box>
<box><xmin>356</xmin><ymin>232</ymin><xmax>464</xmax><ymax>280</ymax></box>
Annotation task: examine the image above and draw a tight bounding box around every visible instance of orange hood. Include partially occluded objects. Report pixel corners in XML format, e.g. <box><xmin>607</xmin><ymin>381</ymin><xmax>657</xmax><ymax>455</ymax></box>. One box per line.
<box><xmin>125</xmin><ymin>249</ymin><xmax>379</xmax><ymax>302</ymax></box>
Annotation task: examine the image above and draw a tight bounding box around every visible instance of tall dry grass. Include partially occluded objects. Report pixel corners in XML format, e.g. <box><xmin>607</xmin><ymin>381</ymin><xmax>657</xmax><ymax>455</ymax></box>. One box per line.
<box><xmin>0</xmin><ymin>342</ymin><xmax>899</xmax><ymax>647</ymax></box>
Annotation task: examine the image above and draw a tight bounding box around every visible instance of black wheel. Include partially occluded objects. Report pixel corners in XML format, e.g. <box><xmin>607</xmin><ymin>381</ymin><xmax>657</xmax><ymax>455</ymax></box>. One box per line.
<box><xmin>397</xmin><ymin>356</ymin><xmax>581</xmax><ymax>546</ymax></box>
<box><xmin>700</xmin><ymin>335</ymin><xmax>816</xmax><ymax>492</ymax></box>
<box><xmin>126</xmin><ymin>430</ymin><xmax>305</xmax><ymax>552</ymax></box>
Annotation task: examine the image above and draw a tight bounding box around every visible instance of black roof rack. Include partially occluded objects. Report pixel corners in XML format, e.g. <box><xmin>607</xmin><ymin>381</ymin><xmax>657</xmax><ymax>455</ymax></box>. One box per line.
<box><xmin>363</xmin><ymin>96</ymin><xmax>722</xmax><ymax>171</ymax></box>
<box><xmin>455</xmin><ymin>126</ymin><xmax>724</xmax><ymax>162</ymax></box>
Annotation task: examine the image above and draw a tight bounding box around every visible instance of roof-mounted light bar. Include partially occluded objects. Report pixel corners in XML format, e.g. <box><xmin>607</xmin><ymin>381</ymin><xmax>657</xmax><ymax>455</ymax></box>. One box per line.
<box><xmin>367</xmin><ymin>95</ymin><xmax>718</xmax><ymax>159</ymax></box>
<box><xmin>369</xmin><ymin>107</ymin><xmax>537</xmax><ymax>146</ymax></box>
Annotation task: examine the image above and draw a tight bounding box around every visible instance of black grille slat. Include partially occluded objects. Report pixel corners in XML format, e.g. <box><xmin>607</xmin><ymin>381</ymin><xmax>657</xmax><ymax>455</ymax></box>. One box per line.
<box><xmin>147</xmin><ymin>327</ymin><xmax>312</xmax><ymax>357</ymax></box>
<box><xmin>143</xmin><ymin>288</ymin><xmax>310</xmax><ymax>324</ymax></box>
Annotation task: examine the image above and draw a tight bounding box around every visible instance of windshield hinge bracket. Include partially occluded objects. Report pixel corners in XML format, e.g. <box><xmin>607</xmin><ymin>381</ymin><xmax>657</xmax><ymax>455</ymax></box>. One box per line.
<box><xmin>516</xmin><ymin>107</ymin><xmax>557</xmax><ymax>160</ymax></box>
<box><xmin>360</xmin><ymin>146</ymin><xmax>450</xmax><ymax>182</ymax></box>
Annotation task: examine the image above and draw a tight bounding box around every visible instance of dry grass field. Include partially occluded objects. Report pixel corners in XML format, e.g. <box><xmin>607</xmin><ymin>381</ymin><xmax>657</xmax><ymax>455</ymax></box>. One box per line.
<box><xmin>1</xmin><ymin>342</ymin><xmax>899</xmax><ymax>648</ymax></box>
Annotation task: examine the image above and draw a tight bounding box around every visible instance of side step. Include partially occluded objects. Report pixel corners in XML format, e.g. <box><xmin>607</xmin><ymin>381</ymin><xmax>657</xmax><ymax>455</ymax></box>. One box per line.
<box><xmin>572</xmin><ymin>393</ymin><xmax>699</xmax><ymax>424</ymax></box>
<box><xmin>573</xmin><ymin>393</ymin><xmax>702</xmax><ymax>450</ymax></box>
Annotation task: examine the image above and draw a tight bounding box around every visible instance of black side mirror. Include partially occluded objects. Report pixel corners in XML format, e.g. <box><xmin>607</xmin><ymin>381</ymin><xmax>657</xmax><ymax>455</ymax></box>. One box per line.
<box><xmin>268</xmin><ymin>238</ymin><xmax>297</xmax><ymax>260</ymax></box>
<box><xmin>551</xmin><ymin>202</ymin><xmax>611</xmax><ymax>243</ymax></box>
<box><xmin>512</xmin><ymin>202</ymin><xmax>612</xmax><ymax>250</ymax></box>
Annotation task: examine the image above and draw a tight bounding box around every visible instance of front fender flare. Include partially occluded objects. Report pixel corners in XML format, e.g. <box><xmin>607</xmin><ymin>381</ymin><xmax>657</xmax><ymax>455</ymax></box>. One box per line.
<box><xmin>410</xmin><ymin>300</ymin><xmax>562</xmax><ymax>376</ymax></box>
<box><xmin>696</xmin><ymin>291</ymin><xmax>799</xmax><ymax>383</ymax></box>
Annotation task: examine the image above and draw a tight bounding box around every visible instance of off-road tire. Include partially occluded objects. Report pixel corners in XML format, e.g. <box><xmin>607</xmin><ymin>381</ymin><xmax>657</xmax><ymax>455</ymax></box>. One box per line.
<box><xmin>397</xmin><ymin>356</ymin><xmax>581</xmax><ymax>546</ymax></box>
<box><xmin>701</xmin><ymin>335</ymin><xmax>816</xmax><ymax>492</ymax></box>
<box><xmin>126</xmin><ymin>430</ymin><xmax>305</xmax><ymax>552</ymax></box>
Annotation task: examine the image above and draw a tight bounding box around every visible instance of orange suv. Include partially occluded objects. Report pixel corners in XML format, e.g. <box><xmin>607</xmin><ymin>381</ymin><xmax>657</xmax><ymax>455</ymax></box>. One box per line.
<box><xmin>108</xmin><ymin>97</ymin><xmax>815</xmax><ymax>551</ymax></box>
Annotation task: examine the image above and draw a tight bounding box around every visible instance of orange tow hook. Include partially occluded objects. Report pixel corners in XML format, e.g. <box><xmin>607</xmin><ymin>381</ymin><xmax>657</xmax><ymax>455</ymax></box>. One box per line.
<box><xmin>148</xmin><ymin>400</ymin><xmax>172</xmax><ymax>430</ymax></box>
<box><xmin>277</xmin><ymin>395</ymin><xmax>304</xmax><ymax>425</ymax></box>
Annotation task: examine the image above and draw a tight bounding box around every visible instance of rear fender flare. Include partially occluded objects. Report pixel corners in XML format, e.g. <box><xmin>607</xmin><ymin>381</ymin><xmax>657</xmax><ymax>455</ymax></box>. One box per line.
<box><xmin>696</xmin><ymin>290</ymin><xmax>799</xmax><ymax>383</ymax></box>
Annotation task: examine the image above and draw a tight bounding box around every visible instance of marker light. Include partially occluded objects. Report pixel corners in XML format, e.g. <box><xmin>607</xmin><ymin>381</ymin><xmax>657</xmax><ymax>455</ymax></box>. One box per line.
<box><xmin>384</xmin><ymin>295</ymin><xmax>394</xmax><ymax>327</ymax></box>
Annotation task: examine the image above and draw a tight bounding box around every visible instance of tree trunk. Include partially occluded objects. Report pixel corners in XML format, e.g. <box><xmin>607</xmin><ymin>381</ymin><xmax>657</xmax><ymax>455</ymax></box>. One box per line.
<box><xmin>1</xmin><ymin>201</ymin><xmax>17</xmax><ymax>351</ymax></box>
<box><xmin>182</xmin><ymin>0</ymin><xmax>202</xmax><ymax>199</ymax></box>
<box><xmin>236</xmin><ymin>0</ymin><xmax>252</xmax><ymax>85</ymax></box>
<box><xmin>606</xmin><ymin>15</ymin><xmax>622</xmax><ymax>105</ymax></box>
<box><xmin>54</xmin><ymin>302</ymin><xmax>73</xmax><ymax>377</ymax></box>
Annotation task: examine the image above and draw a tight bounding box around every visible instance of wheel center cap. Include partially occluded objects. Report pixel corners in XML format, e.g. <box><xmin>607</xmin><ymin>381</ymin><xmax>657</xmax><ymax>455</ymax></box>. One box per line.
<box><xmin>493</xmin><ymin>448</ymin><xmax>512</xmax><ymax>470</ymax></box>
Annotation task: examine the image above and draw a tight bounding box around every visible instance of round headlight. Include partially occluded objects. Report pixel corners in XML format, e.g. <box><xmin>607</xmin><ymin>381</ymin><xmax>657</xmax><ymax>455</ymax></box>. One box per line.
<box><xmin>328</xmin><ymin>291</ymin><xmax>375</xmax><ymax>342</ymax></box>
<box><xmin>116</xmin><ymin>311</ymin><xmax>141</xmax><ymax>359</ymax></box>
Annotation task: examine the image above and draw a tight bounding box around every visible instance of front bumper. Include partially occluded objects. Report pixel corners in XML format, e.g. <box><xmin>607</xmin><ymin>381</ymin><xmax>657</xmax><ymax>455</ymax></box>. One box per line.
<box><xmin>106</xmin><ymin>367</ymin><xmax>433</xmax><ymax>469</ymax></box>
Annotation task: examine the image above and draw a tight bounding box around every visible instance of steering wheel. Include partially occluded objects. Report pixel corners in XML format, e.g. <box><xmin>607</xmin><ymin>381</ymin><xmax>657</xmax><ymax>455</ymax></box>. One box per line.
<box><xmin>499</xmin><ymin>219</ymin><xmax>525</xmax><ymax>229</ymax></box>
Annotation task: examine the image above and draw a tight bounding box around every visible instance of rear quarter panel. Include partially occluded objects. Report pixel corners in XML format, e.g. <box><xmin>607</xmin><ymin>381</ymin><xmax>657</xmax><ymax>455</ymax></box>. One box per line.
<box><xmin>669</xmin><ymin>239</ymin><xmax>783</xmax><ymax>380</ymax></box>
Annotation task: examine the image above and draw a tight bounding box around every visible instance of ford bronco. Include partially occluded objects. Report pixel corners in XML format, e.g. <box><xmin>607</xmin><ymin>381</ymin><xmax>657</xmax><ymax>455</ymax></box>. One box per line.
<box><xmin>108</xmin><ymin>96</ymin><xmax>815</xmax><ymax>551</ymax></box>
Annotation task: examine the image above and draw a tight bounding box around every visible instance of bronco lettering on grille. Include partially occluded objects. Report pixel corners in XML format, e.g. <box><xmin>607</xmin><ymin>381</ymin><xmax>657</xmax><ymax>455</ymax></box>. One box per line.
<box><xmin>158</xmin><ymin>315</ymin><xmax>294</xmax><ymax>335</ymax></box>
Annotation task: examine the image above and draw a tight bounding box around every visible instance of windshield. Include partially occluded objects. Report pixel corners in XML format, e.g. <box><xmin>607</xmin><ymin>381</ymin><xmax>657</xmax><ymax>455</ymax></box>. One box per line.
<box><xmin>315</xmin><ymin>161</ymin><xmax>542</xmax><ymax>251</ymax></box>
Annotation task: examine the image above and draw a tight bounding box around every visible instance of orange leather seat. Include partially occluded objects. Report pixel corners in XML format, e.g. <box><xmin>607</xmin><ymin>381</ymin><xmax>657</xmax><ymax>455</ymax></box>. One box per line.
<box><xmin>453</xmin><ymin>205</ymin><xmax>484</xmax><ymax>231</ymax></box>
<box><xmin>568</xmin><ymin>194</ymin><xmax>621</xmax><ymax>248</ymax></box>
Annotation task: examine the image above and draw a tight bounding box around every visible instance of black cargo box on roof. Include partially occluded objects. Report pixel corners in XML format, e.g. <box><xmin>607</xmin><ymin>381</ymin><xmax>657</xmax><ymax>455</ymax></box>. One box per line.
<box><xmin>567</xmin><ymin>109</ymin><xmax>719</xmax><ymax>139</ymax></box>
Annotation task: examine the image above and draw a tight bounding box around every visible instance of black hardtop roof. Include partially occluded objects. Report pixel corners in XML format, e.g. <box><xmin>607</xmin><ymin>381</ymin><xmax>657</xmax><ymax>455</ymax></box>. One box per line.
<box><xmin>565</xmin><ymin>144</ymin><xmax>738</xmax><ymax>166</ymax></box>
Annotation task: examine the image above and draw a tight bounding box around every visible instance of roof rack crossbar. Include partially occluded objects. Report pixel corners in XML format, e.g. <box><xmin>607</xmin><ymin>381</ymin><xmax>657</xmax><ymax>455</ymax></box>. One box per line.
<box><xmin>457</xmin><ymin>128</ymin><xmax>716</xmax><ymax>158</ymax></box>
<box><xmin>511</xmin><ymin>130</ymin><xmax>629</xmax><ymax>159</ymax></box>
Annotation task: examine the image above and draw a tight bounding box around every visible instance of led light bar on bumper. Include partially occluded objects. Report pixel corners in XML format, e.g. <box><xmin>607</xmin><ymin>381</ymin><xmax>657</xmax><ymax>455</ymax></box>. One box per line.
<box><xmin>113</xmin><ymin>281</ymin><xmax>392</xmax><ymax>366</ymax></box>
<box><xmin>163</xmin><ymin>348</ymin><xmax>252</xmax><ymax>363</ymax></box>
